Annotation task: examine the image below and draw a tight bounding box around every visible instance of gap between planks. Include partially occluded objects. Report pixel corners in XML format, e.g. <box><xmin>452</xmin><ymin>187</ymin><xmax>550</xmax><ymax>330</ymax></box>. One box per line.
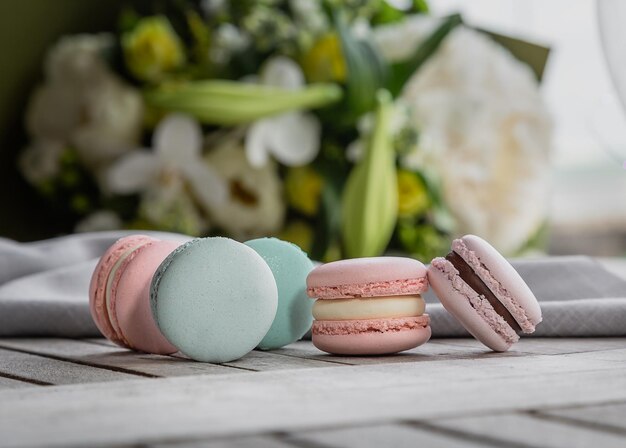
<box><xmin>0</xmin><ymin>338</ymin><xmax>347</xmax><ymax>381</ymax></box>
<box><xmin>3</xmin><ymin>348</ymin><xmax>626</xmax><ymax>446</ymax></box>
<box><xmin>146</xmin><ymin>404</ymin><xmax>626</xmax><ymax>448</ymax></box>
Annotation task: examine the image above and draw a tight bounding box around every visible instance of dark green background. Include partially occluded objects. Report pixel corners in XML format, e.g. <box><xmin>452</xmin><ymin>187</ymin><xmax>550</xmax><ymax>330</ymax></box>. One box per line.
<box><xmin>0</xmin><ymin>0</ymin><xmax>142</xmax><ymax>240</ymax></box>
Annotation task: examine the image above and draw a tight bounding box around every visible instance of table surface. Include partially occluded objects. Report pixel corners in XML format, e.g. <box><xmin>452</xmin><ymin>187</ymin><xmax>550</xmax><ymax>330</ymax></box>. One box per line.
<box><xmin>1</xmin><ymin>336</ymin><xmax>626</xmax><ymax>448</ymax></box>
<box><xmin>1</xmin><ymin>259</ymin><xmax>626</xmax><ymax>448</ymax></box>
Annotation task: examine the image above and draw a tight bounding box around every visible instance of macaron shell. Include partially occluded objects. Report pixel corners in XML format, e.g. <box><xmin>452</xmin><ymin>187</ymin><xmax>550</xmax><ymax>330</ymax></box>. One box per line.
<box><xmin>307</xmin><ymin>257</ymin><xmax>428</xmax><ymax>299</ymax></box>
<box><xmin>312</xmin><ymin>326</ymin><xmax>431</xmax><ymax>355</ymax></box>
<box><xmin>114</xmin><ymin>240</ymin><xmax>180</xmax><ymax>354</ymax></box>
<box><xmin>428</xmin><ymin>262</ymin><xmax>512</xmax><ymax>352</ymax></box>
<box><xmin>151</xmin><ymin>238</ymin><xmax>278</xmax><ymax>363</ymax></box>
<box><xmin>307</xmin><ymin>257</ymin><xmax>427</xmax><ymax>290</ymax></box>
<box><xmin>89</xmin><ymin>235</ymin><xmax>154</xmax><ymax>347</ymax></box>
<box><xmin>245</xmin><ymin>238</ymin><xmax>314</xmax><ymax>350</ymax></box>
<box><xmin>459</xmin><ymin>235</ymin><xmax>542</xmax><ymax>326</ymax></box>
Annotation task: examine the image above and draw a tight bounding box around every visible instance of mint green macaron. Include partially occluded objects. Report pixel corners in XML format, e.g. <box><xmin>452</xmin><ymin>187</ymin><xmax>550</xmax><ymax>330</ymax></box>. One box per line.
<box><xmin>151</xmin><ymin>237</ymin><xmax>278</xmax><ymax>363</ymax></box>
<box><xmin>245</xmin><ymin>237</ymin><xmax>314</xmax><ymax>350</ymax></box>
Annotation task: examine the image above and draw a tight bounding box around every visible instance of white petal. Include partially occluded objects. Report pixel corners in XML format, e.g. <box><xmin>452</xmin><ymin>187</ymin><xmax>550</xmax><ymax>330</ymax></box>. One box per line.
<box><xmin>260</xmin><ymin>56</ymin><xmax>304</xmax><ymax>89</ymax></box>
<box><xmin>19</xmin><ymin>140</ymin><xmax>65</xmax><ymax>184</ymax></box>
<box><xmin>346</xmin><ymin>140</ymin><xmax>364</xmax><ymax>163</ymax></box>
<box><xmin>181</xmin><ymin>162</ymin><xmax>228</xmax><ymax>210</ymax></box>
<box><xmin>245</xmin><ymin>121</ymin><xmax>272</xmax><ymax>167</ymax></box>
<box><xmin>265</xmin><ymin>113</ymin><xmax>321</xmax><ymax>166</ymax></box>
<box><xmin>105</xmin><ymin>151</ymin><xmax>159</xmax><ymax>194</ymax></box>
<box><xmin>153</xmin><ymin>113</ymin><xmax>203</xmax><ymax>164</ymax></box>
<box><xmin>74</xmin><ymin>210</ymin><xmax>123</xmax><ymax>233</ymax></box>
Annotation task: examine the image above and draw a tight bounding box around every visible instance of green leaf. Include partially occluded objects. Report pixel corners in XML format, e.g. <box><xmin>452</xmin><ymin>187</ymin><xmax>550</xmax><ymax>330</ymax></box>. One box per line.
<box><xmin>310</xmin><ymin>181</ymin><xmax>342</xmax><ymax>261</ymax></box>
<box><xmin>388</xmin><ymin>13</ymin><xmax>462</xmax><ymax>96</ymax></box>
<box><xmin>341</xmin><ymin>90</ymin><xmax>398</xmax><ymax>258</ymax></box>
<box><xmin>336</xmin><ymin>15</ymin><xmax>388</xmax><ymax>119</ymax></box>
<box><xmin>144</xmin><ymin>80</ymin><xmax>342</xmax><ymax>125</ymax></box>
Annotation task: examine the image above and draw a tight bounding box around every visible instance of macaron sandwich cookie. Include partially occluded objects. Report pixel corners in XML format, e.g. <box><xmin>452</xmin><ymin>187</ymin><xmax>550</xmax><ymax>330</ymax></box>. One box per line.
<box><xmin>89</xmin><ymin>235</ymin><xmax>180</xmax><ymax>354</ymax></box>
<box><xmin>150</xmin><ymin>237</ymin><xmax>278</xmax><ymax>363</ymax></box>
<box><xmin>307</xmin><ymin>257</ymin><xmax>431</xmax><ymax>355</ymax></box>
<box><xmin>245</xmin><ymin>238</ymin><xmax>314</xmax><ymax>350</ymax></box>
<box><xmin>428</xmin><ymin>234</ymin><xmax>542</xmax><ymax>352</ymax></box>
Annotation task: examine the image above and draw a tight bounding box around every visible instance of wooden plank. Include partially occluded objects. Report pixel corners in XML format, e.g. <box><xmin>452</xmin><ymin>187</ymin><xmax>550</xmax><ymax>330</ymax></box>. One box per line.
<box><xmin>224</xmin><ymin>350</ymin><xmax>344</xmax><ymax>371</ymax></box>
<box><xmin>426</xmin><ymin>412</ymin><xmax>626</xmax><ymax>448</ymax></box>
<box><xmin>540</xmin><ymin>402</ymin><xmax>626</xmax><ymax>433</ymax></box>
<box><xmin>82</xmin><ymin>338</ymin><xmax>117</xmax><ymax>347</ymax></box>
<box><xmin>0</xmin><ymin>347</ymin><xmax>139</xmax><ymax>385</ymax></box>
<box><xmin>274</xmin><ymin>339</ymin><xmax>501</xmax><ymax>366</ymax></box>
<box><xmin>502</xmin><ymin>338</ymin><xmax>626</xmax><ymax>355</ymax></box>
<box><xmin>2</xmin><ymin>348</ymin><xmax>626</xmax><ymax>446</ymax></box>
<box><xmin>432</xmin><ymin>338</ymin><xmax>626</xmax><ymax>356</ymax></box>
<box><xmin>0</xmin><ymin>339</ymin><xmax>243</xmax><ymax>378</ymax></box>
<box><xmin>151</xmin><ymin>435</ymin><xmax>296</xmax><ymax>448</ymax></box>
<box><xmin>287</xmin><ymin>423</ymin><xmax>488</xmax><ymax>448</ymax></box>
<box><xmin>0</xmin><ymin>376</ymin><xmax>33</xmax><ymax>389</ymax></box>
<box><xmin>82</xmin><ymin>338</ymin><xmax>344</xmax><ymax>373</ymax></box>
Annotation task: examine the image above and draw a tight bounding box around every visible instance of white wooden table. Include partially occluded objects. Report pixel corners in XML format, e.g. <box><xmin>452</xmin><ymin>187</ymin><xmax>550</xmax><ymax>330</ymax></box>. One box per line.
<box><xmin>1</xmin><ymin>258</ymin><xmax>625</xmax><ymax>447</ymax></box>
<box><xmin>1</xmin><ymin>336</ymin><xmax>625</xmax><ymax>447</ymax></box>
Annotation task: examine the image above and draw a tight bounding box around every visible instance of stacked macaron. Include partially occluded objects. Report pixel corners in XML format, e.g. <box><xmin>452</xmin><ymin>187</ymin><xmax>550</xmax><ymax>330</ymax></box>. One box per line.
<box><xmin>306</xmin><ymin>257</ymin><xmax>431</xmax><ymax>355</ymax></box>
<box><xmin>428</xmin><ymin>234</ymin><xmax>542</xmax><ymax>352</ymax></box>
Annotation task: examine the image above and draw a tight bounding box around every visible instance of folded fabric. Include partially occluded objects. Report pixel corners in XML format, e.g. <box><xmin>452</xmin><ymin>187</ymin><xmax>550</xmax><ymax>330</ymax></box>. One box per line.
<box><xmin>0</xmin><ymin>232</ymin><xmax>625</xmax><ymax>338</ymax></box>
<box><xmin>0</xmin><ymin>232</ymin><xmax>190</xmax><ymax>337</ymax></box>
<box><xmin>424</xmin><ymin>256</ymin><xmax>626</xmax><ymax>337</ymax></box>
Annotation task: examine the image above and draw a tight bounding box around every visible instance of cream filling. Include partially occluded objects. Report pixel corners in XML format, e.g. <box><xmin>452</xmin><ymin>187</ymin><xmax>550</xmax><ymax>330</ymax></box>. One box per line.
<box><xmin>313</xmin><ymin>295</ymin><xmax>425</xmax><ymax>321</ymax></box>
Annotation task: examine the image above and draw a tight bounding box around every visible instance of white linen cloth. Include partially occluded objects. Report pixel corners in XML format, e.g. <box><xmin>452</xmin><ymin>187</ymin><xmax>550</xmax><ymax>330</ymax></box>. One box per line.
<box><xmin>0</xmin><ymin>232</ymin><xmax>625</xmax><ymax>337</ymax></box>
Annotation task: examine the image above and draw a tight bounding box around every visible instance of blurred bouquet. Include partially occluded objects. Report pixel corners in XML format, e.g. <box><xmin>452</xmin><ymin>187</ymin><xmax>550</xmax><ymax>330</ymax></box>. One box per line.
<box><xmin>19</xmin><ymin>0</ymin><xmax>551</xmax><ymax>260</ymax></box>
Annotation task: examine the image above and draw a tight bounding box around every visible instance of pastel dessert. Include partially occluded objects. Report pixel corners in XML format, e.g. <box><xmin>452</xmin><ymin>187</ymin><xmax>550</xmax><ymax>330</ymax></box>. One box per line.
<box><xmin>306</xmin><ymin>257</ymin><xmax>431</xmax><ymax>355</ymax></box>
<box><xmin>150</xmin><ymin>237</ymin><xmax>278</xmax><ymax>363</ymax></box>
<box><xmin>89</xmin><ymin>235</ymin><xmax>180</xmax><ymax>354</ymax></box>
<box><xmin>245</xmin><ymin>238</ymin><xmax>314</xmax><ymax>350</ymax></box>
<box><xmin>428</xmin><ymin>234</ymin><xmax>542</xmax><ymax>352</ymax></box>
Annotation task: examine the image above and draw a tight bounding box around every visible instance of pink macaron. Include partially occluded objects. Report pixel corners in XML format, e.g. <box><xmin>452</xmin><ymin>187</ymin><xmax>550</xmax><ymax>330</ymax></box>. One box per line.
<box><xmin>428</xmin><ymin>234</ymin><xmax>542</xmax><ymax>352</ymax></box>
<box><xmin>306</xmin><ymin>257</ymin><xmax>431</xmax><ymax>355</ymax></box>
<box><xmin>89</xmin><ymin>235</ymin><xmax>180</xmax><ymax>354</ymax></box>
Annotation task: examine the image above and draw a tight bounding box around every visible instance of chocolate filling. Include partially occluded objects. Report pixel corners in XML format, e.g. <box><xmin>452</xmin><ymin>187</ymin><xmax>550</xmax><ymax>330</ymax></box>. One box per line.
<box><xmin>445</xmin><ymin>251</ymin><xmax>522</xmax><ymax>333</ymax></box>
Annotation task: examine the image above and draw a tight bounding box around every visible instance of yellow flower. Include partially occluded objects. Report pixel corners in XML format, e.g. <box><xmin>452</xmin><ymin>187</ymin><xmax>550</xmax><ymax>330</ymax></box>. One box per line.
<box><xmin>301</xmin><ymin>33</ymin><xmax>346</xmax><ymax>83</ymax></box>
<box><xmin>123</xmin><ymin>16</ymin><xmax>185</xmax><ymax>82</ymax></box>
<box><xmin>285</xmin><ymin>166</ymin><xmax>323</xmax><ymax>216</ymax></box>
<box><xmin>278</xmin><ymin>220</ymin><xmax>314</xmax><ymax>254</ymax></box>
<box><xmin>397</xmin><ymin>169</ymin><xmax>429</xmax><ymax>218</ymax></box>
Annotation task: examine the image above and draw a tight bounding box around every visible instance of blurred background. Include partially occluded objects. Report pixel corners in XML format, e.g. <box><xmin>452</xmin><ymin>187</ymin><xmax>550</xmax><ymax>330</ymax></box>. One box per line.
<box><xmin>432</xmin><ymin>0</ymin><xmax>626</xmax><ymax>256</ymax></box>
<box><xmin>0</xmin><ymin>0</ymin><xmax>624</xmax><ymax>258</ymax></box>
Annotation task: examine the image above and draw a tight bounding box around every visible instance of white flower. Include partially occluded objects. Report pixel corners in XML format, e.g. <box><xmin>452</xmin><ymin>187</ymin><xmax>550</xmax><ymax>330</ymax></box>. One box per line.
<box><xmin>18</xmin><ymin>140</ymin><xmax>65</xmax><ymax>185</ymax></box>
<box><xmin>346</xmin><ymin>100</ymin><xmax>414</xmax><ymax>163</ymax></box>
<box><xmin>206</xmin><ymin>143</ymin><xmax>285</xmax><ymax>240</ymax></box>
<box><xmin>139</xmin><ymin>172</ymin><xmax>209</xmax><ymax>236</ymax></box>
<box><xmin>74</xmin><ymin>210</ymin><xmax>123</xmax><ymax>233</ymax></box>
<box><xmin>244</xmin><ymin>56</ymin><xmax>322</xmax><ymax>167</ymax></box>
<box><xmin>45</xmin><ymin>34</ymin><xmax>114</xmax><ymax>86</ymax></box>
<box><xmin>400</xmin><ymin>27</ymin><xmax>552</xmax><ymax>254</ymax></box>
<box><xmin>372</xmin><ymin>15</ymin><xmax>440</xmax><ymax>63</ymax></box>
<box><xmin>209</xmin><ymin>24</ymin><xmax>250</xmax><ymax>65</ymax></box>
<box><xmin>201</xmin><ymin>0</ymin><xmax>227</xmax><ymax>17</ymax></box>
<box><xmin>289</xmin><ymin>0</ymin><xmax>328</xmax><ymax>35</ymax></box>
<box><xmin>72</xmin><ymin>78</ymin><xmax>144</xmax><ymax>168</ymax></box>
<box><xmin>105</xmin><ymin>113</ymin><xmax>227</xmax><ymax>216</ymax></box>
<box><xmin>24</xmin><ymin>34</ymin><xmax>143</xmax><ymax>178</ymax></box>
